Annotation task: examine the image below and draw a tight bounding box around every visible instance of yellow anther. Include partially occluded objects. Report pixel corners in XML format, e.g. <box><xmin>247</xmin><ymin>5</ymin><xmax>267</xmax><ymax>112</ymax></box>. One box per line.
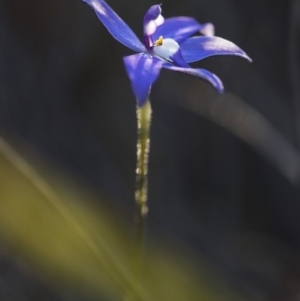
<box><xmin>155</xmin><ymin>36</ymin><xmax>164</xmax><ymax>46</ymax></box>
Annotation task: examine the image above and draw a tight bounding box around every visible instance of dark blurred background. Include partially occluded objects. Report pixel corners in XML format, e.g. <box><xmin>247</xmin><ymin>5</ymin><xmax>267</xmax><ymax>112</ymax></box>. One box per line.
<box><xmin>0</xmin><ymin>0</ymin><xmax>300</xmax><ymax>300</ymax></box>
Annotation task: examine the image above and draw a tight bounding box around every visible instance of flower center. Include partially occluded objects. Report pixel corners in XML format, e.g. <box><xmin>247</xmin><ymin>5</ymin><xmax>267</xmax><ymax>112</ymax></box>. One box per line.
<box><xmin>151</xmin><ymin>38</ymin><xmax>180</xmax><ymax>60</ymax></box>
<box><xmin>154</xmin><ymin>36</ymin><xmax>164</xmax><ymax>46</ymax></box>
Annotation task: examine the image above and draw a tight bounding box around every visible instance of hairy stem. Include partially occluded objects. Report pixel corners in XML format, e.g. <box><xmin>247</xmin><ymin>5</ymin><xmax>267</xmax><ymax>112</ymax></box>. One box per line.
<box><xmin>135</xmin><ymin>100</ymin><xmax>152</xmax><ymax>218</ymax></box>
<box><xmin>131</xmin><ymin>99</ymin><xmax>152</xmax><ymax>301</ymax></box>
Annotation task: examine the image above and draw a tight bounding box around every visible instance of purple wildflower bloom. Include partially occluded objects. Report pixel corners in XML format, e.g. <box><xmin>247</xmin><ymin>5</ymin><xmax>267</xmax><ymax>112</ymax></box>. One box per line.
<box><xmin>82</xmin><ymin>1</ymin><xmax>252</xmax><ymax>106</ymax></box>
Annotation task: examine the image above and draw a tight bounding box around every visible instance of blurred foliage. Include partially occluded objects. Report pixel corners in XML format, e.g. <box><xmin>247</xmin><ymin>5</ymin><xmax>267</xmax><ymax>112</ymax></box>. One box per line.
<box><xmin>0</xmin><ymin>137</ymin><xmax>250</xmax><ymax>300</ymax></box>
<box><xmin>177</xmin><ymin>91</ymin><xmax>300</xmax><ymax>185</ymax></box>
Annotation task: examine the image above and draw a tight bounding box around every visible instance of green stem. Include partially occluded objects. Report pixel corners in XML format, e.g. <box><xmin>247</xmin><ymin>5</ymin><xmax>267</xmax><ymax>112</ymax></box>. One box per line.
<box><xmin>135</xmin><ymin>99</ymin><xmax>152</xmax><ymax>218</ymax></box>
<box><xmin>131</xmin><ymin>99</ymin><xmax>152</xmax><ymax>301</ymax></box>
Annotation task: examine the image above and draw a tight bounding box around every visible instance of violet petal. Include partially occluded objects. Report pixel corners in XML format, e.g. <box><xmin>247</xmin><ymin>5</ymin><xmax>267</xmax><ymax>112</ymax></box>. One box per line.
<box><xmin>82</xmin><ymin>0</ymin><xmax>146</xmax><ymax>52</ymax></box>
<box><xmin>163</xmin><ymin>64</ymin><xmax>224</xmax><ymax>93</ymax></box>
<box><xmin>123</xmin><ymin>53</ymin><xmax>163</xmax><ymax>106</ymax></box>
<box><xmin>180</xmin><ymin>36</ymin><xmax>252</xmax><ymax>63</ymax></box>
<box><xmin>153</xmin><ymin>17</ymin><xmax>211</xmax><ymax>43</ymax></box>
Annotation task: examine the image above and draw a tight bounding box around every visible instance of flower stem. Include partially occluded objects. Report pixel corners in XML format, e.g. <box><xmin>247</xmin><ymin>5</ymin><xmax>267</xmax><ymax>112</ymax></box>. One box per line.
<box><xmin>131</xmin><ymin>99</ymin><xmax>152</xmax><ymax>301</ymax></box>
<box><xmin>135</xmin><ymin>99</ymin><xmax>152</xmax><ymax>218</ymax></box>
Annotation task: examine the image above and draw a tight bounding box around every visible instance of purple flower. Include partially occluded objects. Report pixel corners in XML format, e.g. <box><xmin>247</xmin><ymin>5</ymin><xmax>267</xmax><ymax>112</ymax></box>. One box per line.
<box><xmin>82</xmin><ymin>1</ymin><xmax>252</xmax><ymax>106</ymax></box>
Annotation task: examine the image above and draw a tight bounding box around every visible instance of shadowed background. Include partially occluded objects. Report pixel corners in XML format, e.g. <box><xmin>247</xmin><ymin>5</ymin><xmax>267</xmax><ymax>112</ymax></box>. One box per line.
<box><xmin>0</xmin><ymin>0</ymin><xmax>299</xmax><ymax>300</ymax></box>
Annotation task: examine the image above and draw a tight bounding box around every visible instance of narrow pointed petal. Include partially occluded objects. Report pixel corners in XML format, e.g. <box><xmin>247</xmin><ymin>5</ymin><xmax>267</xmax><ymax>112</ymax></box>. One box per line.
<box><xmin>82</xmin><ymin>0</ymin><xmax>146</xmax><ymax>52</ymax></box>
<box><xmin>123</xmin><ymin>53</ymin><xmax>163</xmax><ymax>106</ymax></box>
<box><xmin>180</xmin><ymin>36</ymin><xmax>252</xmax><ymax>63</ymax></box>
<box><xmin>163</xmin><ymin>64</ymin><xmax>224</xmax><ymax>93</ymax></box>
<box><xmin>153</xmin><ymin>17</ymin><xmax>213</xmax><ymax>43</ymax></box>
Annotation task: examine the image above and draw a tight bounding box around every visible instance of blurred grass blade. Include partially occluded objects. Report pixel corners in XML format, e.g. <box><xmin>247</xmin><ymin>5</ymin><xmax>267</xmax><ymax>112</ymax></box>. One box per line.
<box><xmin>0</xmin><ymin>136</ymin><xmax>149</xmax><ymax>300</ymax></box>
<box><xmin>179</xmin><ymin>92</ymin><xmax>300</xmax><ymax>185</ymax></box>
<box><xmin>0</xmin><ymin>136</ymin><xmax>250</xmax><ymax>301</ymax></box>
